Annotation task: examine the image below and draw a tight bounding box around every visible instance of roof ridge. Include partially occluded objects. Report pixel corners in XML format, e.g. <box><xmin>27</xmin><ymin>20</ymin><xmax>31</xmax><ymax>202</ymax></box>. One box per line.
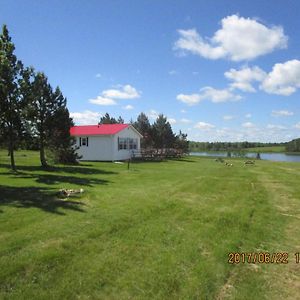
<box><xmin>70</xmin><ymin>123</ymin><xmax>129</xmax><ymax>136</ymax></box>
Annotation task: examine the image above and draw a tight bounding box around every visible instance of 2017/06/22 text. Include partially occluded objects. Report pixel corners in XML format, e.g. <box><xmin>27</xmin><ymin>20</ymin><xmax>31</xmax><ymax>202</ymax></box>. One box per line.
<box><xmin>228</xmin><ymin>252</ymin><xmax>300</xmax><ymax>264</ymax></box>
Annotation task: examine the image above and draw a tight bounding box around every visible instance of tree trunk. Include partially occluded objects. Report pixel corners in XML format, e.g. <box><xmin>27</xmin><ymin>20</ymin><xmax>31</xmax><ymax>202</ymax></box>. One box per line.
<box><xmin>10</xmin><ymin>146</ymin><xmax>16</xmax><ymax>171</ymax></box>
<box><xmin>39</xmin><ymin>119</ymin><xmax>48</xmax><ymax>168</ymax></box>
<box><xmin>8</xmin><ymin>132</ymin><xmax>16</xmax><ymax>171</ymax></box>
<box><xmin>40</xmin><ymin>139</ymin><xmax>48</xmax><ymax>168</ymax></box>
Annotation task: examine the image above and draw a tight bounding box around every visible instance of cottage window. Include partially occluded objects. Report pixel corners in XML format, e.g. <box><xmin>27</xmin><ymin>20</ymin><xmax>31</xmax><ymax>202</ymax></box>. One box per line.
<box><xmin>118</xmin><ymin>138</ymin><xmax>138</xmax><ymax>150</ymax></box>
<box><xmin>80</xmin><ymin>137</ymin><xmax>89</xmax><ymax>147</ymax></box>
<box><xmin>118</xmin><ymin>138</ymin><xmax>127</xmax><ymax>150</ymax></box>
<box><xmin>129</xmin><ymin>138</ymin><xmax>138</xmax><ymax>150</ymax></box>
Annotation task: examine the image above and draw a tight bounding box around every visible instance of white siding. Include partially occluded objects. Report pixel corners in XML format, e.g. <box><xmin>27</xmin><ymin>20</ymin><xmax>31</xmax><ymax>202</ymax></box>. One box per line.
<box><xmin>74</xmin><ymin>126</ymin><xmax>141</xmax><ymax>161</ymax></box>
<box><xmin>113</xmin><ymin>126</ymin><xmax>141</xmax><ymax>160</ymax></box>
<box><xmin>76</xmin><ymin>135</ymin><xmax>113</xmax><ymax>161</ymax></box>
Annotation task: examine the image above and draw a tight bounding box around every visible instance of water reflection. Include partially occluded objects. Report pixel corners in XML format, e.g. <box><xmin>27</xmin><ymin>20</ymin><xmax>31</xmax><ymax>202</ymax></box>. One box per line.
<box><xmin>190</xmin><ymin>152</ymin><xmax>300</xmax><ymax>162</ymax></box>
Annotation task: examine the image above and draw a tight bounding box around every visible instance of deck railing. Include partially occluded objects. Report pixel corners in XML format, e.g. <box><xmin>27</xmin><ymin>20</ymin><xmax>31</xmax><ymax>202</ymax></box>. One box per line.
<box><xmin>131</xmin><ymin>148</ymin><xmax>185</xmax><ymax>161</ymax></box>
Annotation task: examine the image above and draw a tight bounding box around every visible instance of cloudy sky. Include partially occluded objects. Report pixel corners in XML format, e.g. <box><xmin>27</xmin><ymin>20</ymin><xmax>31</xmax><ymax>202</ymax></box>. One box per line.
<box><xmin>1</xmin><ymin>0</ymin><xmax>300</xmax><ymax>142</ymax></box>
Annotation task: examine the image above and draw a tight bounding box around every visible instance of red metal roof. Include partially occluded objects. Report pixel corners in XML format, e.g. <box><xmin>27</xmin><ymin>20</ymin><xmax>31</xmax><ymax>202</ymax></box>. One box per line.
<box><xmin>70</xmin><ymin>124</ymin><xmax>129</xmax><ymax>136</ymax></box>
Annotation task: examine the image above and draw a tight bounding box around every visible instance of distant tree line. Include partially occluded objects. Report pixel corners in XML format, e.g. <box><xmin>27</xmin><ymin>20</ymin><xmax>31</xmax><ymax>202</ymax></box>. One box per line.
<box><xmin>189</xmin><ymin>141</ymin><xmax>286</xmax><ymax>152</ymax></box>
<box><xmin>286</xmin><ymin>138</ymin><xmax>300</xmax><ymax>152</ymax></box>
<box><xmin>0</xmin><ymin>25</ymin><xmax>78</xmax><ymax>170</ymax></box>
<box><xmin>98</xmin><ymin>112</ymin><xmax>189</xmax><ymax>154</ymax></box>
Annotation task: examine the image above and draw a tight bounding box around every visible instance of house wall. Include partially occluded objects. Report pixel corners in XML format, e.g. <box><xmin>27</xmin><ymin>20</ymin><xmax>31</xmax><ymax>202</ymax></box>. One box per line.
<box><xmin>113</xmin><ymin>127</ymin><xmax>141</xmax><ymax>161</ymax></box>
<box><xmin>74</xmin><ymin>126</ymin><xmax>141</xmax><ymax>161</ymax></box>
<box><xmin>75</xmin><ymin>135</ymin><xmax>114</xmax><ymax>161</ymax></box>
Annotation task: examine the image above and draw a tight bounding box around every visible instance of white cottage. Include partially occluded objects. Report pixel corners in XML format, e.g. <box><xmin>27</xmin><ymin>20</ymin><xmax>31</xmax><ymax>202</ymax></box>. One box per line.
<box><xmin>70</xmin><ymin>124</ymin><xmax>142</xmax><ymax>161</ymax></box>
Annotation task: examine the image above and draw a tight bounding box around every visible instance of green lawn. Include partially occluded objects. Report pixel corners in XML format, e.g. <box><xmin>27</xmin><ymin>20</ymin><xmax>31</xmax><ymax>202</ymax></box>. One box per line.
<box><xmin>1</xmin><ymin>151</ymin><xmax>300</xmax><ymax>299</ymax></box>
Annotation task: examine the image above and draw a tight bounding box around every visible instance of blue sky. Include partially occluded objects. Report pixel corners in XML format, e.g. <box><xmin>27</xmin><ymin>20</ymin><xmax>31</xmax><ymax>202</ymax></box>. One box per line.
<box><xmin>1</xmin><ymin>0</ymin><xmax>300</xmax><ymax>142</ymax></box>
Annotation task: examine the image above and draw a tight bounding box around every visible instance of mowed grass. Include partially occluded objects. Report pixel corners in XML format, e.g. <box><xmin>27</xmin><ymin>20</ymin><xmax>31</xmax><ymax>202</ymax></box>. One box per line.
<box><xmin>1</xmin><ymin>151</ymin><xmax>300</xmax><ymax>299</ymax></box>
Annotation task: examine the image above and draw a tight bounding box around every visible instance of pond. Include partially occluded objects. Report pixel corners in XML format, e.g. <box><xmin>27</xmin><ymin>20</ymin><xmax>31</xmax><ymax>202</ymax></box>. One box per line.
<box><xmin>190</xmin><ymin>152</ymin><xmax>300</xmax><ymax>163</ymax></box>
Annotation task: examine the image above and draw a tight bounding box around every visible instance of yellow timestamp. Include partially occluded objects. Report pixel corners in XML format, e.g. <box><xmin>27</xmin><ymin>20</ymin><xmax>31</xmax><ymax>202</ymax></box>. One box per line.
<box><xmin>228</xmin><ymin>252</ymin><xmax>300</xmax><ymax>264</ymax></box>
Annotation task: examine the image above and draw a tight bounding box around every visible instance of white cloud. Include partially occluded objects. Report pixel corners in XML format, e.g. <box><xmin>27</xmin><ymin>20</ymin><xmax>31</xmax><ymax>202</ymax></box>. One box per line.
<box><xmin>148</xmin><ymin>109</ymin><xmax>159</xmax><ymax>120</ymax></box>
<box><xmin>169</xmin><ymin>70</ymin><xmax>178</xmax><ymax>75</ymax></box>
<box><xmin>95</xmin><ymin>73</ymin><xmax>102</xmax><ymax>78</ymax></box>
<box><xmin>177</xmin><ymin>87</ymin><xmax>241</xmax><ymax>105</ymax></box>
<box><xmin>245</xmin><ymin>113</ymin><xmax>252</xmax><ymax>118</ymax></box>
<box><xmin>90</xmin><ymin>84</ymin><xmax>140</xmax><ymax>106</ymax></box>
<box><xmin>177</xmin><ymin>93</ymin><xmax>202</xmax><ymax>105</ymax></box>
<box><xmin>175</xmin><ymin>28</ymin><xmax>226</xmax><ymax>60</ymax></box>
<box><xmin>180</xmin><ymin>109</ymin><xmax>187</xmax><ymax>113</ymax></box>
<box><xmin>70</xmin><ymin>110</ymin><xmax>101</xmax><ymax>125</ymax></box>
<box><xmin>147</xmin><ymin>110</ymin><xmax>176</xmax><ymax>124</ymax></box>
<box><xmin>225</xmin><ymin>66</ymin><xmax>266</xmax><ymax>92</ymax></box>
<box><xmin>294</xmin><ymin>122</ymin><xmax>300</xmax><ymax>129</ymax></box>
<box><xmin>168</xmin><ymin>118</ymin><xmax>177</xmax><ymax>124</ymax></box>
<box><xmin>174</xmin><ymin>15</ymin><xmax>287</xmax><ymax>61</ymax></box>
<box><xmin>242</xmin><ymin>122</ymin><xmax>255</xmax><ymax>128</ymax></box>
<box><xmin>102</xmin><ymin>84</ymin><xmax>141</xmax><ymax>99</ymax></box>
<box><xmin>123</xmin><ymin>104</ymin><xmax>134</xmax><ymax>110</ymax></box>
<box><xmin>230</xmin><ymin>82</ymin><xmax>256</xmax><ymax>92</ymax></box>
<box><xmin>194</xmin><ymin>122</ymin><xmax>215</xmax><ymax>130</ymax></box>
<box><xmin>200</xmin><ymin>87</ymin><xmax>242</xmax><ymax>103</ymax></box>
<box><xmin>260</xmin><ymin>60</ymin><xmax>300</xmax><ymax>95</ymax></box>
<box><xmin>267</xmin><ymin>124</ymin><xmax>287</xmax><ymax>130</ymax></box>
<box><xmin>271</xmin><ymin>110</ymin><xmax>294</xmax><ymax>117</ymax></box>
<box><xmin>223</xmin><ymin>60</ymin><xmax>300</xmax><ymax>96</ymax></box>
<box><xmin>89</xmin><ymin>96</ymin><xmax>117</xmax><ymax>106</ymax></box>
<box><xmin>180</xmin><ymin>118</ymin><xmax>192</xmax><ymax>124</ymax></box>
<box><xmin>189</xmin><ymin>123</ymin><xmax>299</xmax><ymax>143</ymax></box>
<box><xmin>223</xmin><ymin>115</ymin><xmax>234</xmax><ymax>121</ymax></box>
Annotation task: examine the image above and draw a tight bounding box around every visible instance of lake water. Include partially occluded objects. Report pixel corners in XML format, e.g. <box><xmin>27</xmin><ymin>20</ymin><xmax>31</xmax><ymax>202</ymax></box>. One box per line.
<box><xmin>190</xmin><ymin>152</ymin><xmax>300</xmax><ymax>163</ymax></box>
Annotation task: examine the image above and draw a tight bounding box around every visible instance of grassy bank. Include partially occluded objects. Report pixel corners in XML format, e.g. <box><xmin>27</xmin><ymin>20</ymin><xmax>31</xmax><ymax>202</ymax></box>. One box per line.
<box><xmin>1</xmin><ymin>151</ymin><xmax>300</xmax><ymax>299</ymax></box>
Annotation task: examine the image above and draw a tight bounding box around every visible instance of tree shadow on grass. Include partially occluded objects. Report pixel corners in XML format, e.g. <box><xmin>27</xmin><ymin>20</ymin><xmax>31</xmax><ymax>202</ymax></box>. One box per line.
<box><xmin>0</xmin><ymin>163</ymin><xmax>117</xmax><ymax>176</ymax></box>
<box><xmin>0</xmin><ymin>185</ymin><xmax>86</xmax><ymax>215</ymax></box>
<box><xmin>13</xmin><ymin>173</ymin><xmax>110</xmax><ymax>187</ymax></box>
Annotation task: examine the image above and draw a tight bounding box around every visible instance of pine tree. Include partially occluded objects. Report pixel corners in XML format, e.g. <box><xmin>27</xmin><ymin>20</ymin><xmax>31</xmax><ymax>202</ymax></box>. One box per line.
<box><xmin>26</xmin><ymin>71</ymin><xmax>55</xmax><ymax>167</ymax></box>
<box><xmin>0</xmin><ymin>25</ymin><xmax>24</xmax><ymax>170</ymax></box>
<box><xmin>19</xmin><ymin>67</ymin><xmax>39</xmax><ymax>150</ymax></box>
<box><xmin>133</xmin><ymin>112</ymin><xmax>153</xmax><ymax>148</ymax></box>
<box><xmin>47</xmin><ymin>105</ymin><xmax>80</xmax><ymax>164</ymax></box>
<box><xmin>99</xmin><ymin>113</ymin><xmax>117</xmax><ymax>124</ymax></box>
<box><xmin>117</xmin><ymin>116</ymin><xmax>124</xmax><ymax>124</ymax></box>
<box><xmin>152</xmin><ymin>114</ymin><xmax>175</xmax><ymax>150</ymax></box>
<box><xmin>174</xmin><ymin>130</ymin><xmax>189</xmax><ymax>153</ymax></box>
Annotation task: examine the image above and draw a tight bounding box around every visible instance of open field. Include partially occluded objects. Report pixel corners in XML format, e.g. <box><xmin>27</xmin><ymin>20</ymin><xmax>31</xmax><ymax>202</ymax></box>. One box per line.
<box><xmin>1</xmin><ymin>151</ymin><xmax>300</xmax><ymax>299</ymax></box>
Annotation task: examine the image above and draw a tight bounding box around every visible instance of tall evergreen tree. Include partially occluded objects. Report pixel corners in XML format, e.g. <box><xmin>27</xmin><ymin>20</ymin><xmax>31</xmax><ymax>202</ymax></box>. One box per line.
<box><xmin>174</xmin><ymin>130</ymin><xmax>189</xmax><ymax>153</ymax></box>
<box><xmin>47</xmin><ymin>105</ymin><xmax>80</xmax><ymax>164</ymax></box>
<box><xmin>0</xmin><ymin>25</ymin><xmax>24</xmax><ymax>170</ymax></box>
<box><xmin>152</xmin><ymin>114</ymin><xmax>175</xmax><ymax>149</ymax></box>
<box><xmin>99</xmin><ymin>113</ymin><xmax>117</xmax><ymax>124</ymax></box>
<box><xmin>19</xmin><ymin>67</ymin><xmax>39</xmax><ymax>150</ymax></box>
<box><xmin>117</xmin><ymin>116</ymin><xmax>124</xmax><ymax>124</ymax></box>
<box><xmin>134</xmin><ymin>112</ymin><xmax>153</xmax><ymax>148</ymax></box>
<box><xmin>26</xmin><ymin>71</ymin><xmax>55</xmax><ymax>167</ymax></box>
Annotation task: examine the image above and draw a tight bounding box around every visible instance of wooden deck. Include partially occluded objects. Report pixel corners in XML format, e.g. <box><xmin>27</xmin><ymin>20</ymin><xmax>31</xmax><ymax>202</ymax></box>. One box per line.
<box><xmin>132</xmin><ymin>148</ymin><xmax>185</xmax><ymax>161</ymax></box>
